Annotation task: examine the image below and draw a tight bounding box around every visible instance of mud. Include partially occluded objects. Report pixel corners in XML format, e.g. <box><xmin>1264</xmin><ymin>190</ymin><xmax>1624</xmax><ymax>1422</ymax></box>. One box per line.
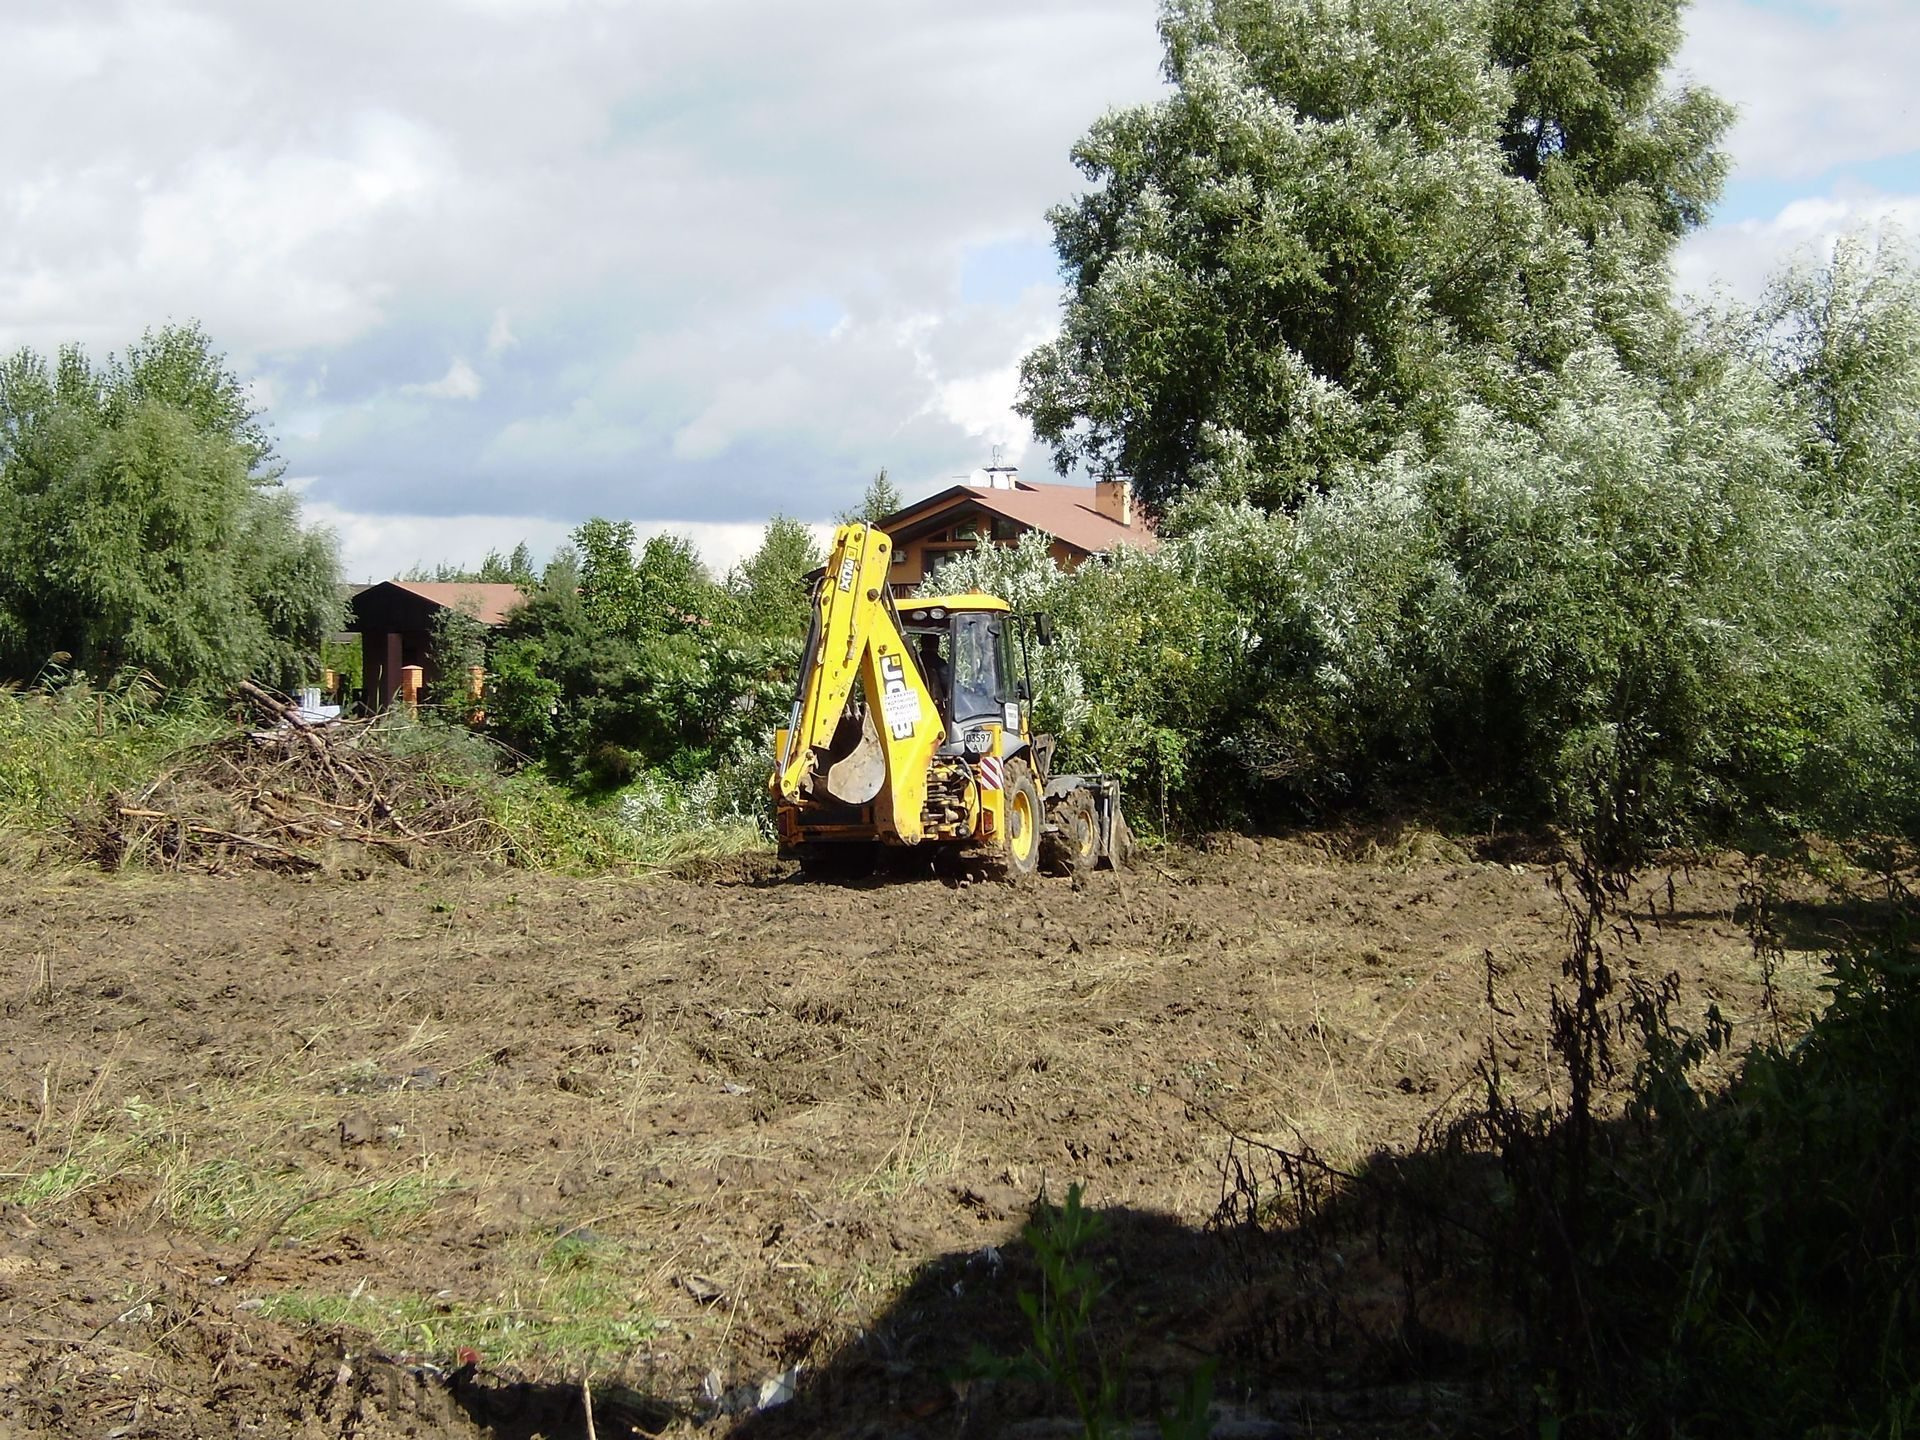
<box><xmin>0</xmin><ymin>838</ymin><xmax>1812</xmax><ymax>1437</ymax></box>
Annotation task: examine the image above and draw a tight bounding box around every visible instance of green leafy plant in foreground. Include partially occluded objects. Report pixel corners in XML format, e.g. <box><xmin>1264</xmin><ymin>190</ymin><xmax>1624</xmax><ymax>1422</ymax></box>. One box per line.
<box><xmin>971</xmin><ymin>1184</ymin><xmax>1214</xmax><ymax>1440</ymax></box>
<box><xmin>0</xmin><ymin>677</ymin><xmax>222</xmax><ymax>848</ymax></box>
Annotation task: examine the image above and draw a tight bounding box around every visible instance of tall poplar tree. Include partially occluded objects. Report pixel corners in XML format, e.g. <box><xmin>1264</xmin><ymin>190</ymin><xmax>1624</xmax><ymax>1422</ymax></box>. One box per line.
<box><xmin>1018</xmin><ymin>0</ymin><xmax>1731</xmax><ymax>513</ymax></box>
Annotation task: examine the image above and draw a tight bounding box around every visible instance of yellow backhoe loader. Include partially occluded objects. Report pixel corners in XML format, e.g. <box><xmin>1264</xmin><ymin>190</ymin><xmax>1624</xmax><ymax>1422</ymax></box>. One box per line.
<box><xmin>771</xmin><ymin>522</ymin><xmax>1131</xmax><ymax>878</ymax></box>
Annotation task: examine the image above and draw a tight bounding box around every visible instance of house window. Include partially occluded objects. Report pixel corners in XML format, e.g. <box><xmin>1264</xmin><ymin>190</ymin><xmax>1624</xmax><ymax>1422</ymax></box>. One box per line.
<box><xmin>992</xmin><ymin>518</ymin><xmax>1019</xmax><ymax>542</ymax></box>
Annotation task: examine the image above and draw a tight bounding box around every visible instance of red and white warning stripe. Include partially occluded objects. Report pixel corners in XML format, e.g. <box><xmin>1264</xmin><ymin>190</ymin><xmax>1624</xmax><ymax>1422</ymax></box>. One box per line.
<box><xmin>976</xmin><ymin>754</ymin><xmax>1003</xmax><ymax>792</ymax></box>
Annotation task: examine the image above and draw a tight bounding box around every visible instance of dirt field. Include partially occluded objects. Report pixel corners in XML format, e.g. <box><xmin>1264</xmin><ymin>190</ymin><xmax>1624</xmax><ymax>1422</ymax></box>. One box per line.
<box><xmin>0</xmin><ymin>837</ymin><xmax>1820</xmax><ymax>1438</ymax></box>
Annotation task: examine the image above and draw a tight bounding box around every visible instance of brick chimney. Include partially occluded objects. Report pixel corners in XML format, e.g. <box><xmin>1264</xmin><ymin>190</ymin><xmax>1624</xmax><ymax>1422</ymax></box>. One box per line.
<box><xmin>1093</xmin><ymin>477</ymin><xmax>1132</xmax><ymax>528</ymax></box>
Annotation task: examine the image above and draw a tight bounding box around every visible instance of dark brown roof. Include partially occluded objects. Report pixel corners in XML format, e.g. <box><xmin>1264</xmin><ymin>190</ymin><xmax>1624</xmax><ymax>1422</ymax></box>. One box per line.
<box><xmin>880</xmin><ymin>480</ymin><xmax>1157</xmax><ymax>557</ymax></box>
<box><xmin>379</xmin><ymin>582</ymin><xmax>527</xmax><ymax>626</ymax></box>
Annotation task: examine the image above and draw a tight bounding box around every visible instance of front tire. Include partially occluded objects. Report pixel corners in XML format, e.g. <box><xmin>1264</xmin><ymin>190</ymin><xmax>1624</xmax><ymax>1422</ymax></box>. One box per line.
<box><xmin>1042</xmin><ymin>788</ymin><xmax>1098</xmax><ymax>877</ymax></box>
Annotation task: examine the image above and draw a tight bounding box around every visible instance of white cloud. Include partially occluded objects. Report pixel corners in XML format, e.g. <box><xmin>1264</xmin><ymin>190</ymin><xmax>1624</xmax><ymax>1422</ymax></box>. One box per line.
<box><xmin>301</xmin><ymin>497</ymin><xmax>829</xmax><ymax>582</ymax></box>
<box><xmin>1677</xmin><ymin>193</ymin><xmax>1920</xmax><ymax>302</ymax></box>
<box><xmin>1681</xmin><ymin>0</ymin><xmax>1920</xmax><ymax>182</ymax></box>
<box><xmin>484</xmin><ymin>309</ymin><xmax>517</xmax><ymax>357</ymax></box>
<box><xmin>1</xmin><ymin>2</ymin><xmax>1170</xmax><ymax>524</ymax></box>
<box><xmin>0</xmin><ymin>104</ymin><xmax>442</xmax><ymax>357</ymax></box>
<box><xmin>403</xmin><ymin>357</ymin><xmax>484</xmax><ymax>401</ymax></box>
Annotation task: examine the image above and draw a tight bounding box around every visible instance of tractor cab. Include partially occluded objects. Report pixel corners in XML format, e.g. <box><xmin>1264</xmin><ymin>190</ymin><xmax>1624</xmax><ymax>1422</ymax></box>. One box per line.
<box><xmin>896</xmin><ymin>594</ymin><xmax>1026</xmax><ymax>757</ymax></box>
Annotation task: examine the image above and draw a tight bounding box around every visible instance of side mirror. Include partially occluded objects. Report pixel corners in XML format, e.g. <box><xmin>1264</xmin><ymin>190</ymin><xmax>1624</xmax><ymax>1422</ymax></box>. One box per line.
<box><xmin>1033</xmin><ymin>613</ymin><xmax>1055</xmax><ymax>646</ymax></box>
<box><xmin>1015</xmin><ymin>677</ymin><xmax>1031</xmax><ymax>701</ymax></box>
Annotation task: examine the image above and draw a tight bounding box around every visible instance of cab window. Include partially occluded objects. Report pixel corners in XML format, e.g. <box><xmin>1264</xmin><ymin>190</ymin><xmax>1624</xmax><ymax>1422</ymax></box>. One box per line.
<box><xmin>951</xmin><ymin>612</ymin><xmax>1007</xmax><ymax>722</ymax></box>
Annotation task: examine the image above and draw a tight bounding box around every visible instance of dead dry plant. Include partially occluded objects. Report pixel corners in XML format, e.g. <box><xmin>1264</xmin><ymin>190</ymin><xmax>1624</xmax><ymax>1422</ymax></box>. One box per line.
<box><xmin>82</xmin><ymin>684</ymin><xmax>506</xmax><ymax>874</ymax></box>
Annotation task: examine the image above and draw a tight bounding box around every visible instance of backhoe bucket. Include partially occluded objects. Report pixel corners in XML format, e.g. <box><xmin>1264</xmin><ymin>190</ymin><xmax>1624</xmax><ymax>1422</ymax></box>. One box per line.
<box><xmin>822</xmin><ymin>706</ymin><xmax>887</xmax><ymax>805</ymax></box>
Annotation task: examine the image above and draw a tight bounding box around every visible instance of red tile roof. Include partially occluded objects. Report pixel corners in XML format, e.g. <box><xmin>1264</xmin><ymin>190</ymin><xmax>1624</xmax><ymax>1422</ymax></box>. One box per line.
<box><xmin>383</xmin><ymin>581</ymin><xmax>528</xmax><ymax>626</ymax></box>
<box><xmin>881</xmin><ymin>480</ymin><xmax>1157</xmax><ymax>557</ymax></box>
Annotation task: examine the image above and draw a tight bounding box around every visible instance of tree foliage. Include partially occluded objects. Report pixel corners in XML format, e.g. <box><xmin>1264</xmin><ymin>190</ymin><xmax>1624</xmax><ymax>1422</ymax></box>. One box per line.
<box><xmin>837</xmin><ymin>468</ymin><xmax>903</xmax><ymax>525</ymax></box>
<box><xmin>0</xmin><ymin>324</ymin><xmax>338</xmax><ymax>691</ymax></box>
<box><xmin>950</xmin><ymin>232</ymin><xmax>1920</xmax><ymax>847</ymax></box>
<box><xmin>485</xmin><ymin>518</ymin><xmax>802</xmax><ymax>801</ymax></box>
<box><xmin>1019</xmin><ymin>0</ymin><xmax>1730</xmax><ymax>513</ymax></box>
<box><xmin>725</xmin><ymin>515</ymin><xmax>823</xmax><ymax>639</ymax></box>
<box><xmin>405</xmin><ymin>542</ymin><xmax>539</xmax><ymax>587</ymax></box>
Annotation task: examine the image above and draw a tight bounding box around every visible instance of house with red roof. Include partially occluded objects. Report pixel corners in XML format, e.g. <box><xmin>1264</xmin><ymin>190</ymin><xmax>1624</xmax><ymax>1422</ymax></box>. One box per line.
<box><xmin>877</xmin><ymin>465</ymin><xmax>1156</xmax><ymax>595</ymax></box>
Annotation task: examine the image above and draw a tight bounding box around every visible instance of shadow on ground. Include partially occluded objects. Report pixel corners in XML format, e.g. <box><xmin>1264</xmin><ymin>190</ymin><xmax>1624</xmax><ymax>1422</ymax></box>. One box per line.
<box><xmin>729</xmin><ymin>1147</ymin><xmax>1514</xmax><ymax>1439</ymax></box>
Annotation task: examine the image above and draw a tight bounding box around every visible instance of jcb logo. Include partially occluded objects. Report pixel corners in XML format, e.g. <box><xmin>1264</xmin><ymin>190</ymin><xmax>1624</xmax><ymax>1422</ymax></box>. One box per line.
<box><xmin>878</xmin><ymin>654</ymin><xmax>919</xmax><ymax>740</ymax></box>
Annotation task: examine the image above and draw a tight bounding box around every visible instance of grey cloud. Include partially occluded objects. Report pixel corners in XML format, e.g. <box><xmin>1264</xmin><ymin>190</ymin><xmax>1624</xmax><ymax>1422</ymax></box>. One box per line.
<box><xmin>2</xmin><ymin>0</ymin><xmax>1166</xmax><ymax>543</ymax></box>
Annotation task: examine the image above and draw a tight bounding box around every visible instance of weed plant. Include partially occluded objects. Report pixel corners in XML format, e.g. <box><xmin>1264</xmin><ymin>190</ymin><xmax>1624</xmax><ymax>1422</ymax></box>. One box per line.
<box><xmin>0</xmin><ymin>675</ymin><xmax>221</xmax><ymax>852</ymax></box>
<box><xmin>0</xmin><ymin>682</ymin><xmax>764</xmax><ymax>874</ymax></box>
<box><xmin>971</xmin><ymin>1184</ymin><xmax>1215</xmax><ymax>1440</ymax></box>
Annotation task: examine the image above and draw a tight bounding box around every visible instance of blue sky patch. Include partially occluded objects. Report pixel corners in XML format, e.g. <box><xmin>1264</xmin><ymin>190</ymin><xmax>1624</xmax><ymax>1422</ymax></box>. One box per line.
<box><xmin>1717</xmin><ymin>151</ymin><xmax>1920</xmax><ymax>224</ymax></box>
<box><xmin>960</xmin><ymin>237</ymin><xmax>1061</xmax><ymax>306</ymax></box>
<box><xmin>770</xmin><ymin>295</ymin><xmax>846</xmax><ymax>336</ymax></box>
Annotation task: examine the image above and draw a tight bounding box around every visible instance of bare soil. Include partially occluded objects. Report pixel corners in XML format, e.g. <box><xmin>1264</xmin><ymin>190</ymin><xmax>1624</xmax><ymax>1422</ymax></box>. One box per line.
<box><xmin>0</xmin><ymin>836</ymin><xmax>1823</xmax><ymax>1438</ymax></box>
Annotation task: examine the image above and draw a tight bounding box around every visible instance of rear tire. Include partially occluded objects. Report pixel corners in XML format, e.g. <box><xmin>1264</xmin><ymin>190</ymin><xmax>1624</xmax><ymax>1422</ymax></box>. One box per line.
<box><xmin>1002</xmin><ymin>760</ymin><xmax>1042</xmax><ymax>878</ymax></box>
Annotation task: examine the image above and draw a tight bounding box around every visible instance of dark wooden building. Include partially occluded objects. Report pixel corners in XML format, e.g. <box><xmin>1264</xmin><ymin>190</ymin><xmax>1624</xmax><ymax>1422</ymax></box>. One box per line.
<box><xmin>347</xmin><ymin>582</ymin><xmax>525</xmax><ymax>708</ymax></box>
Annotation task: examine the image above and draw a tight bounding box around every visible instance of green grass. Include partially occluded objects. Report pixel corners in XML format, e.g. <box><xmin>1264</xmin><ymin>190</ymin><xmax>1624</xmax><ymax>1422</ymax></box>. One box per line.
<box><xmin>6</xmin><ymin>1152</ymin><xmax>120</xmax><ymax>1209</ymax></box>
<box><xmin>487</xmin><ymin>769</ymin><xmax>767</xmax><ymax>873</ymax></box>
<box><xmin>0</xmin><ymin>679</ymin><xmax>221</xmax><ymax>851</ymax></box>
<box><xmin>257</xmin><ymin>1229</ymin><xmax>662</xmax><ymax>1373</ymax></box>
<box><xmin>156</xmin><ymin>1155</ymin><xmax>456</xmax><ymax>1243</ymax></box>
<box><xmin>3</xmin><ymin>1080</ymin><xmax>454</xmax><ymax>1251</ymax></box>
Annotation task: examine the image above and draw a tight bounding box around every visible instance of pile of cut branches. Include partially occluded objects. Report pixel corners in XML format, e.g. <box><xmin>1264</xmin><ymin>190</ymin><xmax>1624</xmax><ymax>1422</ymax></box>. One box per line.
<box><xmin>85</xmin><ymin>684</ymin><xmax>507</xmax><ymax>874</ymax></box>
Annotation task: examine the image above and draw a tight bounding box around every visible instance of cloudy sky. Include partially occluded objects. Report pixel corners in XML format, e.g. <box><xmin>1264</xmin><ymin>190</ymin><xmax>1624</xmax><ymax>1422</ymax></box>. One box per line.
<box><xmin>3</xmin><ymin>0</ymin><xmax>1914</xmax><ymax>580</ymax></box>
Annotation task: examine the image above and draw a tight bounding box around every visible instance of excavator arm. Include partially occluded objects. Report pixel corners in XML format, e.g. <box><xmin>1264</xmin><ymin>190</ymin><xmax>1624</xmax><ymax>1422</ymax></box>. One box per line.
<box><xmin>773</xmin><ymin>523</ymin><xmax>945</xmax><ymax>843</ymax></box>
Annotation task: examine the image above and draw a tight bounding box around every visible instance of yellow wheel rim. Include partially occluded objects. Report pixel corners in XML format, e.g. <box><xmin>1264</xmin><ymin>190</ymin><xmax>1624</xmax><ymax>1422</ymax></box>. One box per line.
<box><xmin>1009</xmin><ymin>788</ymin><xmax>1035</xmax><ymax>861</ymax></box>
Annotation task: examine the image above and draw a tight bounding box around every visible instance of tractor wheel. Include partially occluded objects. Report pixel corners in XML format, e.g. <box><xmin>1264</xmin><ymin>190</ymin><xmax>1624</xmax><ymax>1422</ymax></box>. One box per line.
<box><xmin>1001</xmin><ymin>759</ymin><xmax>1042</xmax><ymax>879</ymax></box>
<box><xmin>1041</xmin><ymin>788</ymin><xmax>1098</xmax><ymax>877</ymax></box>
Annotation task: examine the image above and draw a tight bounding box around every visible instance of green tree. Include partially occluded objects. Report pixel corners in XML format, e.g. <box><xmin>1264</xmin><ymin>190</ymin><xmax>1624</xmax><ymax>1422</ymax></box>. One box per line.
<box><xmin>428</xmin><ymin>603</ymin><xmax>491</xmax><ymax>709</ymax></box>
<box><xmin>1019</xmin><ymin>0</ymin><xmax>1730</xmax><ymax>513</ymax></box>
<box><xmin>573</xmin><ymin>518</ymin><xmax>645</xmax><ymax>636</ymax></box>
<box><xmin>836</xmin><ymin>467</ymin><xmax>903</xmax><ymax>525</ymax></box>
<box><xmin>406</xmin><ymin>542</ymin><xmax>539</xmax><ymax>587</ymax></box>
<box><xmin>484</xmin><ymin>526</ymin><xmax>788</xmax><ymax>790</ymax></box>
<box><xmin>727</xmin><ymin>515</ymin><xmax>823</xmax><ymax>638</ymax></box>
<box><xmin>0</xmin><ymin>325</ymin><xmax>338</xmax><ymax>691</ymax></box>
<box><xmin>495</xmin><ymin>542</ymin><xmax>540</xmax><ymax>587</ymax></box>
<box><xmin>1749</xmin><ymin>233</ymin><xmax>1920</xmax><ymax>836</ymax></box>
<box><xmin>1488</xmin><ymin>0</ymin><xmax>1732</xmax><ymax>245</ymax></box>
<box><xmin>634</xmin><ymin>533</ymin><xmax>718</xmax><ymax>630</ymax></box>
